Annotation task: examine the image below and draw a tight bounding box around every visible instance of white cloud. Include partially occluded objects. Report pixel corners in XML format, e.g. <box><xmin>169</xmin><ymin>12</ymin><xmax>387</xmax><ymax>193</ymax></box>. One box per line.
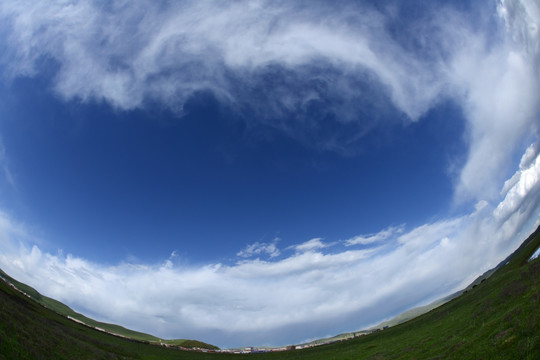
<box><xmin>450</xmin><ymin>45</ymin><xmax>539</xmax><ymax>201</ymax></box>
<box><xmin>0</xmin><ymin>0</ymin><xmax>443</xmax><ymax>147</ymax></box>
<box><xmin>290</xmin><ymin>237</ymin><xmax>332</xmax><ymax>253</ymax></box>
<box><xmin>344</xmin><ymin>225</ymin><xmax>403</xmax><ymax>246</ymax></box>
<box><xmin>499</xmin><ymin>0</ymin><xmax>540</xmax><ymax>63</ymax></box>
<box><xmin>449</xmin><ymin>0</ymin><xmax>540</xmax><ymax>202</ymax></box>
<box><xmin>495</xmin><ymin>143</ymin><xmax>540</xmax><ymax>223</ymax></box>
<box><xmin>0</xmin><ymin>137</ymin><xmax>16</xmax><ymax>190</ymax></box>
<box><xmin>237</xmin><ymin>239</ymin><xmax>280</xmax><ymax>259</ymax></box>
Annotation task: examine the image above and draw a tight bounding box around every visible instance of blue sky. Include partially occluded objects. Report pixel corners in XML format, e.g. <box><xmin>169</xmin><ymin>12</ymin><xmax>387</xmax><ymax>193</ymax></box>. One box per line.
<box><xmin>0</xmin><ymin>76</ymin><xmax>463</xmax><ymax>263</ymax></box>
<box><xmin>0</xmin><ymin>0</ymin><xmax>540</xmax><ymax>349</ymax></box>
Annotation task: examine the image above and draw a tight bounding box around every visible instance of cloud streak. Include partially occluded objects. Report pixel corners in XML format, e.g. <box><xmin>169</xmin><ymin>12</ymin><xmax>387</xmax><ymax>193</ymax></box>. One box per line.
<box><xmin>0</xmin><ymin>137</ymin><xmax>16</xmax><ymax>190</ymax></box>
<box><xmin>237</xmin><ymin>239</ymin><xmax>280</xmax><ymax>259</ymax></box>
<box><xmin>450</xmin><ymin>0</ymin><xmax>540</xmax><ymax>201</ymax></box>
<box><xmin>344</xmin><ymin>225</ymin><xmax>403</xmax><ymax>246</ymax></box>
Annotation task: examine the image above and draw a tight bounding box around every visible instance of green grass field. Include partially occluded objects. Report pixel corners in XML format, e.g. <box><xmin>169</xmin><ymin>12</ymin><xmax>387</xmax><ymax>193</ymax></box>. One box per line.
<box><xmin>1</xmin><ymin>226</ymin><xmax>540</xmax><ymax>359</ymax></box>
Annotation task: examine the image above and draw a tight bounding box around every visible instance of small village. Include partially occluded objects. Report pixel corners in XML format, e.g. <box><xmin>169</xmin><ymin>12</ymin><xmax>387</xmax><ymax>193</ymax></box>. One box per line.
<box><xmin>153</xmin><ymin>328</ymin><xmax>391</xmax><ymax>354</ymax></box>
<box><xmin>212</xmin><ymin>327</ymin><xmax>391</xmax><ymax>354</ymax></box>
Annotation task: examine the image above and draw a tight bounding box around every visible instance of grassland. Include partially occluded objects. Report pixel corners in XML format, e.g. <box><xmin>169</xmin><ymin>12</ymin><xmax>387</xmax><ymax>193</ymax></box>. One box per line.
<box><xmin>1</xmin><ymin>226</ymin><xmax>540</xmax><ymax>359</ymax></box>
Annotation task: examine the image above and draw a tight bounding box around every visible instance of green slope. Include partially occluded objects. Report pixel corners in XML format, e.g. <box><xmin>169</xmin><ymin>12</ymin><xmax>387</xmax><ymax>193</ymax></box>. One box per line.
<box><xmin>1</xmin><ymin>226</ymin><xmax>540</xmax><ymax>359</ymax></box>
<box><xmin>0</xmin><ymin>268</ymin><xmax>218</xmax><ymax>350</ymax></box>
<box><xmin>362</xmin><ymin>291</ymin><xmax>461</xmax><ymax>331</ymax></box>
<box><xmin>370</xmin><ymin>224</ymin><xmax>540</xmax><ymax>332</ymax></box>
<box><xmin>0</xmin><ymin>277</ymin><xmax>225</xmax><ymax>360</ymax></box>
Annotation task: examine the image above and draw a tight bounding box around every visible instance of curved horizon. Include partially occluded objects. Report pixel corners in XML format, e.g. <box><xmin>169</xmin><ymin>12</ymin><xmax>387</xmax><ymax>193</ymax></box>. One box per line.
<box><xmin>0</xmin><ymin>0</ymin><xmax>539</xmax><ymax>348</ymax></box>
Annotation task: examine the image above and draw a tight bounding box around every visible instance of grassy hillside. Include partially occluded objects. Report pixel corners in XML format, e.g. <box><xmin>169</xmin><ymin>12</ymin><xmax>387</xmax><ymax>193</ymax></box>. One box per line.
<box><xmin>0</xmin><ymin>268</ymin><xmax>218</xmax><ymax>351</ymax></box>
<box><xmin>0</xmin><ymin>268</ymin><xmax>161</xmax><ymax>342</ymax></box>
<box><xmin>0</xmin><ymin>278</ymin><xmax>225</xmax><ymax>360</ymax></box>
<box><xmin>1</xmin><ymin>226</ymin><xmax>540</xmax><ymax>359</ymax></box>
<box><xmin>366</xmin><ymin>291</ymin><xmax>461</xmax><ymax>331</ymax></box>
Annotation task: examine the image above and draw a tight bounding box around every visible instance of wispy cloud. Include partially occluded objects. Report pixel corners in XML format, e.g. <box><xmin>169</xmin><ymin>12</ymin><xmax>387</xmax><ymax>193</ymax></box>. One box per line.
<box><xmin>344</xmin><ymin>225</ymin><xmax>403</xmax><ymax>246</ymax></box>
<box><xmin>237</xmin><ymin>238</ymin><xmax>280</xmax><ymax>259</ymax></box>
<box><xmin>0</xmin><ymin>137</ymin><xmax>16</xmax><ymax>190</ymax></box>
<box><xmin>289</xmin><ymin>237</ymin><xmax>334</xmax><ymax>253</ymax></box>
<box><xmin>450</xmin><ymin>0</ymin><xmax>540</xmax><ymax>201</ymax></box>
<box><xmin>1</xmin><ymin>1</ymin><xmax>440</xmax><ymax>119</ymax></box>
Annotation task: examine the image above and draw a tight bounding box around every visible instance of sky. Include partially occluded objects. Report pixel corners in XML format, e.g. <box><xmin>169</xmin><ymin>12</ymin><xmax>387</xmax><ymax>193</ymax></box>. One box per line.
<box><xmin>0</xmin><ymin>0</ymin><xmax>539</xmax><ymax>349</ymax></box>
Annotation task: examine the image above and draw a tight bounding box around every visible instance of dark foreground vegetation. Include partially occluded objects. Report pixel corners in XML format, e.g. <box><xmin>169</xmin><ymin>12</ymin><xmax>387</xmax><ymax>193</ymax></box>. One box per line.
<box><xmin>1</xmin><ymin>227</ymin><xmax>540</xmax><ymax>359</ymax></box>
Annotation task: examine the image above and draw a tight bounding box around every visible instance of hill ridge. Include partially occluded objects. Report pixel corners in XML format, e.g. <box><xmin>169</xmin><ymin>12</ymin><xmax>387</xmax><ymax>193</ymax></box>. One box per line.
<box><xmin>0</xmin><ymin>268</ymin><xmax>219</xmax><ymax>351</ymax></box>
